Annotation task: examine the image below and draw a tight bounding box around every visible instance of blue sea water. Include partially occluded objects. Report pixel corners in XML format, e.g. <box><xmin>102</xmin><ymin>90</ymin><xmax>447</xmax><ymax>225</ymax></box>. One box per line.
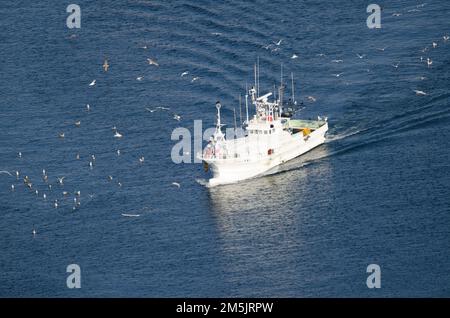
<box><xmin>0</xmin><ymin>0</ymin><xmax>450</xmax><ymax>297</ymax></box>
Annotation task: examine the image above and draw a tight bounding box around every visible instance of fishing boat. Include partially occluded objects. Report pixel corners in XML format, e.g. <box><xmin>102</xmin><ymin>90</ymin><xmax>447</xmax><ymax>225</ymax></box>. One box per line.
<box><xmin>198</xmin><ymin>65</ymin><xmax>328</xmax><ymax>186</ymax></box>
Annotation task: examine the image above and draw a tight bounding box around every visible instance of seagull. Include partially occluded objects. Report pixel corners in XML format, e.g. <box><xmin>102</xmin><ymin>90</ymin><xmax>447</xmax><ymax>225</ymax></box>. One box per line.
<box><xmin>191</xmin><ymin>77</ymin><xmax>200</xmax><ymax>82</ymax></box>
<box><xmin>291</xmin><ymin>54</ymin><xmax>298</xmax><ymax>59</ymax></box>
<box><xmin>444</xmin><ymin>35</ymin><xmax>449</xmax><ymax>41</ymax></box>
<box><xmin>86</xmin><ymin>104</ymin><xmax>91</xmax><ymax>112</ymax></box>
<box><xmin>103</xmin><ymin>60</ymin><xmax>109</xmax><ymax>72</ymax></box>
<box><xmin>91</xmin><ymin>154</ymin><xmax>96</xmax><ymax>161</ymax></box>
<box><xmin>76</xmin><ymin>153</ymin><xmax>80</xmax><ymax>160</ymax></box>
<box><xmin>35</xmin><ymin>190</ymin><xmax>39</xmax><ymax>195</ymax></box>
<box><xmin>427</xmin><ymin>58</ymin><xmax>433</xmax><ymax>67</ymax></box>
<box><xmin>114</xmin><ymin>131</ymin><xmax>123</xmax><ymax>138</ymax></box>
<box><xmin>392</xmin><ymin>13</ymin><xmax>402</xmax><ymax>16</ymax></box>
<box><xmin>332</xmin><ymin>73</ymin><xmax>343</xmax><ymax>77</ymax></box>
<box><xmin>274</xmin><ymin>39</ymin><xmax>282</xmax><ymax>46</ymax></box>
<box><xmin>118</xmin><ymin>182</ymin><xmax>122</xmax><ymax>187</ymax></box>
<box><xmin>172</xmin><ymin>182</ymin><xmax>181</xmax><ymax>188</ymax></box>
<box><xmin>75</xmin><ymin>120</ymin><xmax>81</xmax><ymax>127</ymax></box>
<box><xmin>89</xmin><ymin>161</ymin><xmax>93</xmax><ymax>169</ymax></box>
<box><xmin>147</xmin><ymin>58</ymin><xmax>159</xmax><ymax>66</ymax></box>
<box><xmin>48</xmin><ymin>184</ymin><xmax>52</xmax><ymax>191</ymax></box>
<box><xmin>89</xmin><ymin>79</ymin><xmax>96</xmax><ymax>87</ymax></box>
<box><xmin>419</xmin><ymin>76</ymin><xmax>427</xmax><ymax>80</ymax></box>
<box><xmin>413</xmin><ymin>90</ymin><xmax>427</xmax><ymax>96</ymax></box>
<box><xmin>181</xmin><ymin>71</ymin><xmax>189</xmax><ymax>77</ymax></box>
<box><xmin>57</xmin><ymin>177</ymin><xmax>65</xmax><ymax>185</ymax></box>
<box><xmin>16</xmin><ymin>171</ymin><xmax>19</xmax><ymax>179</ymax></box>
<box><xmin>108</xmin><ymin>175</ymin><xmax>113</xmax><ymax>181</ymax></box>
<box><xmin>392</xmin><ymin>62</ymin><xmax>400</xmax><ymax>69</ymax></box>
<box><xmin>356</xmin><ymin>53</ymin><xmax>365</xmax><ymax>59</ymax></box>
<box><xmin>32</xmin><ymin>229</ymin><xmax>37</xmax><ymax>237</ymax></box>
<box><xmin>157</xmin><ymin>106</ymin><xmax>170</xmax><ymax>111</ymax></box>
<box><xmin>331</xmin><ymin>59</ymin><xmax>343</xmax><ymax>63</ymax></box>
<box><xmin>54</xmin><ymin>200</ymin><xmax>58</xmax><ymax>208</ymax></box>
<box><xmin>211</xmin><ymin>32</ymin><xmax>222</xmax><ymax>36</ymax></box>
<box><xmin>432</xmin><ymin>42</ymin><xmax>438</xmax><ymax>48</ymax></box>
<box><xmin>421</xmin><ymin>47</ymin><xmax>428</xmax><ymax>53</ymax></box>
<box><xmin>43</xmin><ymin>174</ymin><xmax>48</xmax><ymax>182</ymax></box>
<box><xmin>173</xmin><ymin>114</ymin><xmax>181</xmax><ymax>121</ymax></box>
<box><xmin>59</xmin><ymin>132</ymin><xmax>65</xmax><ymax>139</ymax></box>
<box><xmin>0</xmin><ymin>170</ymin><xmax>12</xmax><ymax>176</ymax></box>
<box><xmin>316</xmin><ymin>53</ymin><xmax>326</xmax><ymax>57</ymax></box>
<box><xmin>18</xmin><ymin>152</ymin><xmax>22</xmax><ymax>158</ymax></box>
<box><xmin>145</xmin><ymin>107</ymin><xmax>157</xmax><ymax>113</ymax></box>
<box><xmin>63</xmin><ymin>191</ymin><xmax>69</xmax><ymax>196</ymax></box>
<box><xmin>136</xmin><ymin>76</ymin><xmax>144</xmax><ymax>81</ymax></box>
<box><xmin>116</xmin><ymin>149</ymin><xmax>121</xmax><ymax>156</ymax></box>
<box><xmin>43</xmin><ymin>193</ymin><xmax>47</xmax><ymax>200</ymax></box>
<box><xmin>139</xmin><ymin>156</ymin><xmax>145</xmax><ymax>164</ymax></box>
<box><xmin>140</xmin><ymin>45</ymin><xmax>148</xmax><ymax>49</ymax></box>
<box><xmin>11</xmin><ymin>184</ymin><xmax>14</xmax><ymax>191</ymax></box>
<box><xmin>376</xmin><ymin>47</ymin><xmax>388</xmax><ymax>52</ymax></box>
<box><xmin>122</xmin><ymin>213</ymin><xmax>140</xmax><ymax>217</ymax></box>
<box><xmin>42</xmin><ymin>169</ymin><xmax>46</xmax><ymax>176</ymax></box>
<box><xmin>307</xmin><ymin>96</ymin><xmax>317</xmax><ymax>102</ymax></box>
<box><xmin>75</xmin><ymin>191</ymin><xmax>81</xmax><ymax>197</ymax></box>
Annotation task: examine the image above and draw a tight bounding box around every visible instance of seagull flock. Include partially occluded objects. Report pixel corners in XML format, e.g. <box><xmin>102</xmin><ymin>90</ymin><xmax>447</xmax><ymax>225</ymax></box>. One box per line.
<box><xmin>2</xmin><ymin>3</ymin><xmax>448</xmax><ymax>238</ymax></box>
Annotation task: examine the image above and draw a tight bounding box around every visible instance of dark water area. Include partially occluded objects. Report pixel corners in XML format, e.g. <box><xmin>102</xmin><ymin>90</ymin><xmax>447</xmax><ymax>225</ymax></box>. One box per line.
<box><xmin>0</xmin><ymin>0</ymin><xmax>449</xmax><ymax>297</ymax></box>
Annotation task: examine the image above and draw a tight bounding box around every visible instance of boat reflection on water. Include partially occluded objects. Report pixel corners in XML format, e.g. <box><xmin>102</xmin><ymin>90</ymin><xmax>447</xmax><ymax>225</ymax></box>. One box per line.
<box><xmin>206</xmin><ymin>145</ymin><xmax>332</xmax><ymax>295</ymax></box>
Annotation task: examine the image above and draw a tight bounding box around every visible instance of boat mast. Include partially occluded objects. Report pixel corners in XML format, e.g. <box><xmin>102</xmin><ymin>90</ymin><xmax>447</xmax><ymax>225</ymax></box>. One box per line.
<box><xmin>279</xmin><ymin>64</ymin><xmax>284</xmax><ymax>117</ymax></box>
<box><xmin>215</xmin><ymin>101</ymin><xmax>222</xmax><ymax>132</ymax></box>
<box><xmin>257</xmin><ymin>56</ymin><xmax>260</xmax><ymax>98</ymax></box>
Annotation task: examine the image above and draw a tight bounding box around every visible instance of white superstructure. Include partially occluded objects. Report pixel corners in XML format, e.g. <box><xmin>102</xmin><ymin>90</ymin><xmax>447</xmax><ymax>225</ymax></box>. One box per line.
<box><xmin>198</xmin><ymin>67</ymin><xmax>328</xmax><ymax>186</ymax></box>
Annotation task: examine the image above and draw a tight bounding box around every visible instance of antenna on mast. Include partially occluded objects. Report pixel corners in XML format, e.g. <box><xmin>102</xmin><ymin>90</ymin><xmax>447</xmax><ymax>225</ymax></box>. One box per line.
<box><xmin>254</xmin><ymin>63</ymin><xmax>257</xmax><ymax>95</ymax></box>
<box><xmin>245</xmin><ymin>83</ymin><xmax>249</xmax><ymax>124</ymax></box>
<box><xmin>291</xmin><ymin>72</ymin><xmax>295</xmax><ymax>102</ymax></box>
<box><xmin>280</xmin><ymin>63</ymin><xmax>283</xmax><ymax>88</ymax></box>
<box><xmin>239</xmin><ymin>95</ymin><xmax>243</xmax><ymax>126</ymax></box>
<box><xmin>215</xmin><ymin>101</ymin><xmax>222</xmax><ymax>131</ymax></box>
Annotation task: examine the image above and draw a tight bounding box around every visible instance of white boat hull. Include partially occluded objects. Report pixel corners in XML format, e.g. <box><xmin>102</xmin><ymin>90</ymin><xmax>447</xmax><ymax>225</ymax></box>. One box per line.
<box><xmin>203</xmin><ymin>122</ymin><xmax>328</xmax><ymax>186</ymax></box>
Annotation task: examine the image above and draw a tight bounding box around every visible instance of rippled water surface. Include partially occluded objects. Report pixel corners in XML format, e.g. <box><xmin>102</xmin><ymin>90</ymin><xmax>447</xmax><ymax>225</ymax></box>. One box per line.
<box><xmin>1</xmin><ymin>0</ymin><xmax>450</xmax><ymax>297</ymax></box>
